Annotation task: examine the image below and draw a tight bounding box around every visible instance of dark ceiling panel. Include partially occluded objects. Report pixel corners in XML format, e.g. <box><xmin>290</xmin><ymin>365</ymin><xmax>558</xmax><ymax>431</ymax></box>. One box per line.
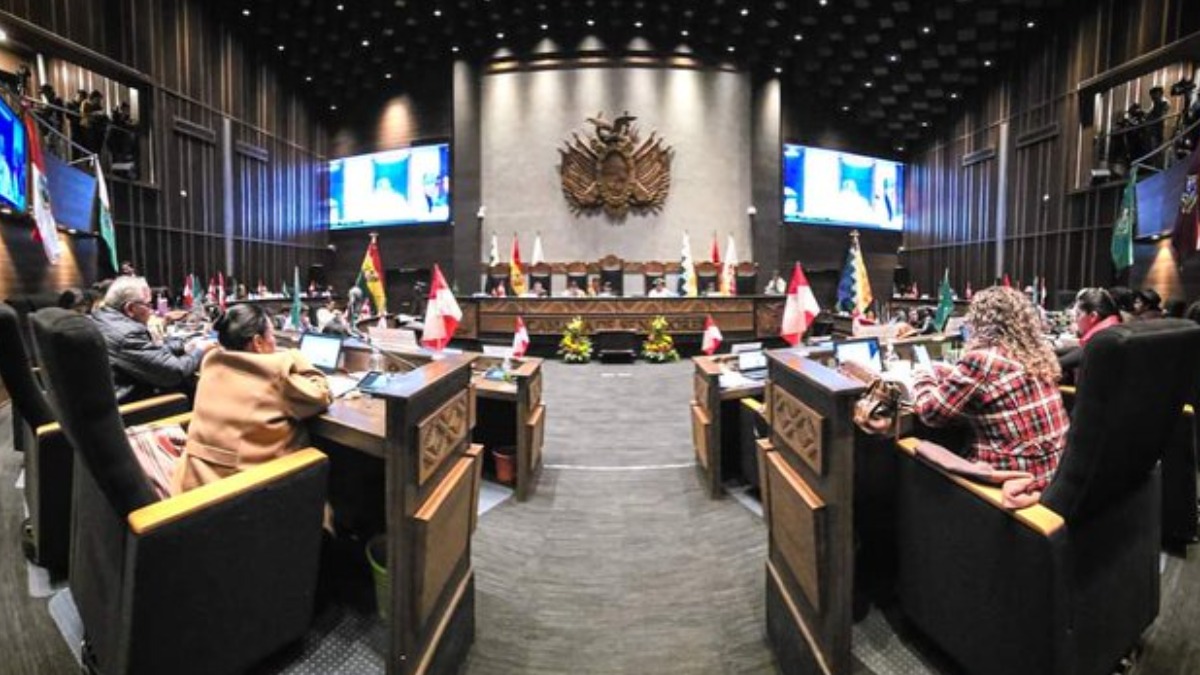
<box><xmin>210</xmin><ymin>0</ymin><xmax>1069</xmax><ymax>151</ymax></box>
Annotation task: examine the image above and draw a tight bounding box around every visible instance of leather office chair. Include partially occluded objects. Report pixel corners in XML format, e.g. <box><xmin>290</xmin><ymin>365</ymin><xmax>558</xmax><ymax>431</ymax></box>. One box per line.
<box><xmin>565</xmin><ymin>261</ymin><xmax>589</xmax><ymax>295</ymax></box>
<box><xmin>735</xmin><ymin>261</ymin><xmax>759</xmax><ymax>295</ymax></box>
<box><xmin>528</xmin><ymin>261</ymin><xmax>552</xmax><ymax>296</ymax></box>
<box><xmin>598</xmin><ymin>254</ymin><xmax>624</xmax><ymax>296</ymax></box>
<box><xmin>894</xmin><ymin>320</ymin><xmax>1200</xmax><ymax>675</ymax></box>
<box><xmin>31</xmin><ymin>308</ymin><xmax>329</xmax><ymax>675</ymax></box>
<box><xmin>485</xmin><ymin>263</ymin><xmax>511</xmax><ymax>295</ymax></box>
<box><xmin>643</xmin><ymin>261</ymin><xmax>666</xmax><ymax>294</ymax></box>
<box><xmin>694</xmin><ymin>261</ymin><xmax>719</xmax><ymax>296</ymax></box>
<box><xmin>0</xmin><ymin>304</ymin><xmax>188</xmax><ymax>575</ymax></box>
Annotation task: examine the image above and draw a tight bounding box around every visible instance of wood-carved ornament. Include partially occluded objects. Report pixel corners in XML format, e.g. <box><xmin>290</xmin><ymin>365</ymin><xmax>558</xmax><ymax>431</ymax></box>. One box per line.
<box><xmin>559</xmin><ymin>110</ymin><xmax>672</xmax><ymax>219</ymax></box>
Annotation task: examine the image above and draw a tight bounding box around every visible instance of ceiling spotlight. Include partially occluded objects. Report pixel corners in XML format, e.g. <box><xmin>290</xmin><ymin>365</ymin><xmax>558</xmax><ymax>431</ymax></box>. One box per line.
<box><xmin>451</xmin><ymin>45</ymin><xmax>460</xmax><ymax>52</ymax></box>
<box><xmin>361</xmin><ymin>39</ymin><xmax>370</xmax><ymax>46</ymax></box>
<box><xmin>242</xmin><ymin>8</ymin><xmax>250</xmax><ymax>16</ymax></box>
<box><xmin>336</xmin><ymin>4</ymin><xmax>344</xmax><ymax>10</ymax></box>
<box><xmin>277</xmin><ymin>44</ymin><xmax>285</xmax><ymax>51</ymax></box>
<box><xmin>887</xmin><ymin>53</ymin><xmax>899</xmax><ymax>62</ymax></box>
<box><xmin>1026</xmin><ymin>20</ymin><xmax>1036</xmax><ymax>28</ymax></box>
<box><xmin>541</xmin><ymin>23</ymin><xmax>549</xmax><ymax>30</ymax></box>
<box><xmin>921</xmin><ymin>25</ymin><xmax>931</xmax><ymax>34</ymax></box>
<box><xmin>433</xmin><ymin>8</ymin><xmax>442</xmax><ymax>17</ymax></box>
<box><xmin>983</xmin><ymin>59</ymin><xmax>993</xmax><ymax>67</ymax></box>
<box><xmin>895</xmin><ymin>145</ymin><xmax>905</xmax><ymax>151</ymax></box>
<box><xmin>586</xmin><ymin>18</ymin><xmax>595</xmax><ymax>26</ymax></box>
<box><xmin>496</xmin><ymin>31</ymin><xmax>505</xmax><ymax>39</ymax></box>
<box><xmin>920</xmin><ymin>121</ymin><xmax>930</xmax><ymax>127</ymax></box>
<box><xmin>305</xmin><ymin>75</ymin><xmax>313</xmax><ymax>82</ymax></box>
<box><xmin>727</xmin><ymin>45</ymin><xmax>735</xmax><ymax>52</ymax></box>
<box><xmin>330</xmin><ymin>104</ymin><xmax>338</xmax><ymax>111</ymax></box>
<box><xmin>841</xmin><ymin>105</ymin><xmax>850</xmax><ymax>111</ymax></box>
<box><xmin>634</xmin><ymin>21</ymin><xmax>643</xmax><ymax>28</ymax></box>
<box><xmin>793</xmin><ymin>33</ymin><xmax>803</xmax><ymax>41</ymax></box>
<box><xmin>774</xmin><ymin>66</ymin><xmax>782</xmax><ymax>74</ymax></box>
<box><xmin>385</xmin><ymin>73</ymin><xmax>393</xmax><ymax>79</ymax></box>
<box><xmin>819</xmin><ymin>0</ymin><xmax>828</xmax><ymax>5</ymax></box>
<box><xmin>949</xmin><ymin>92</ymin><xmax>958</xmax><ymax>99</ymax></box>
<box><xmin>740</xmin><ymin>7</ymin><xmax>749</xmax><ymax>16</ymax></box>
<box><xmin>681</xmin><ymin>29</ymin><xmax>690</xmax><ymax>36</ymax></box>
<box><xmin>864</xmin><ymin>81</ymin><xmax>873</xmax><ymax>88</ymax></box>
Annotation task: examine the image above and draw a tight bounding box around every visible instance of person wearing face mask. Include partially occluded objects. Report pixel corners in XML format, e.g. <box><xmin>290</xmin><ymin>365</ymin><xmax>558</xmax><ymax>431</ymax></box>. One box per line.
<box><xmin>170</xmin><ymin>303</ymin><xmax>332</xmax><ymax>494</ymax></box>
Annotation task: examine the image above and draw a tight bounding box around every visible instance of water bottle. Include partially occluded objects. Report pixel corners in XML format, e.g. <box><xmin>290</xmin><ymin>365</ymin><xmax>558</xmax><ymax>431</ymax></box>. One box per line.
<box><xmin>369</xmin><ymin>348</ymin><xmax>386</xmax><ymax>374</ymax></box>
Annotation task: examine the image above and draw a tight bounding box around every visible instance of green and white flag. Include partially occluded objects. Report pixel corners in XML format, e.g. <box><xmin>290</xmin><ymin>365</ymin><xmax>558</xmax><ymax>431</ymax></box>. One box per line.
<box><xmin>289</xmin><ymin>266</ymin><xmax>302</xmax><ymax>330</ymax></box>
<box><xmin>1111</xmin><ymin>168</ymin><xmax>1137</xmax><ymax>272</ymax></box>
<box><xmin>934</xmin><ymin>268</ymin><xmax>954</xmax><ymax>332</ymax></box>
<box><xmin>92</xmin><ymin>156</ymin><xmax>118</xmax><ymax>273</ymax></box>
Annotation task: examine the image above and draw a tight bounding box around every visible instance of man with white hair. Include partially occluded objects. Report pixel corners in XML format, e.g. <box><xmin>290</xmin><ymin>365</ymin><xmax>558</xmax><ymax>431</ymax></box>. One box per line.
<box><xmin>91</xmin><ymin>275</ymin><xmax>215</xmax><ymax>402</ymax></box>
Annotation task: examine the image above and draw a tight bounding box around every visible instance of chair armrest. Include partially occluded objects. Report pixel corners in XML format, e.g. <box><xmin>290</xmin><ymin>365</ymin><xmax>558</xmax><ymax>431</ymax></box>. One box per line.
<box><xmin>128</xmin><ymin>448</ymin><xmax>327</xmax><ymax>534</ymax></box>
<box><xmin>33</xmin><ymin>393</ymin><xmax>191</xmax><ymax>438</ymax></box>
<box><xmin>740</xmin><ymin>398</ymin><xmax>765</xmax><ymax>415</ymax></box>
<box><xmin>896</xmin><ymin>437</ymin><xmax>1065</xmax><ymax>536</ymax></box>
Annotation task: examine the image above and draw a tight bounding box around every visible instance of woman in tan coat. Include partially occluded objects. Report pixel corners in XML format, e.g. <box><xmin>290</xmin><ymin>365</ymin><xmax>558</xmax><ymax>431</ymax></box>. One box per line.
<box><xmin>171</xmin><ymin>304</ymin><xmax>332</xmax><ymax>494</ymax></box>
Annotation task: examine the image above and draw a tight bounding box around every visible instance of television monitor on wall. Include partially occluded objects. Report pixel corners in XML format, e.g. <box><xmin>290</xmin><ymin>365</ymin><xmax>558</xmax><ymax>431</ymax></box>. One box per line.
<box><xmin>783</xmin><ymin>144</ymin><xmax>903</xmax><ymax>230</ymax></box>
<box><xmin>0</xmin><ymin>96</ymin><xmax>27</xmax><ymax>212</ymax></box>
<box><xmin>328</xmin><ymin>142</ymin><xmax>450</xmax><ymax>229</ymax></box>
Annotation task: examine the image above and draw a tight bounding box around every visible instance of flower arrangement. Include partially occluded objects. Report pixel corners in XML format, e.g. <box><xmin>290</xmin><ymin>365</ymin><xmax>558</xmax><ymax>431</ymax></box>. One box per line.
<box><xmin>557</xmin><ymin>316</ymin><xmax>593</xmax><ymax>363</ymax></box>
<box><xmin>641</xmin><ymin>315</ymin><xmax>680</xmax><ymax>363</ymax></box>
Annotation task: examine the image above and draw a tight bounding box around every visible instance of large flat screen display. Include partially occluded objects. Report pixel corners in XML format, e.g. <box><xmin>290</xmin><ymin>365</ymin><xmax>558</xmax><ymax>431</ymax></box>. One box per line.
<box><xmin>783</xmin><ymin>144</ymin><xmax>903</xmax><ymax>230</ymax></box>
<box><xmin>0</xmin><ymin>97</ymin><xmax>27</xmax><ymax>212</ymax></box>
<box><xmin>328</xmin><ymin>143</ymin><xmax>450</xmax><ymax>229</ymax></box>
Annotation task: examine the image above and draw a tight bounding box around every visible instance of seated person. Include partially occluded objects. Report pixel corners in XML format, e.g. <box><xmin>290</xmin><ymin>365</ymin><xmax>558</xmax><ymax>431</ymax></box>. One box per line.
<box><xmin>587</xmin><ymin>278</ymin><xmax>602</xmax><ymax>297</ymax></box>
<box><xmin>701</xmin><ymin>282</ymin><xmax>719</xmax><ymax>297</ymax></box>
<box><xmin>171</xmin><ymin>304</ymin><xmax>333</xmax><ymax>493</ymax></box>
<box><xmin>911</xmin><ymin>286</ymin><xmax>1068</xmax><ymax>495</ymax></box>
<box><xmin>647</xmin><ymin>278</ymin><xmax>674</xmax><ymax>298</ymax></box>
<box><xmin>564</xmin><ymin>281</ymin><xmax>587</xmax><ymax>298</ymax></box>
<box><xmin>92</xmin><ymin>276</ymin><xmax>215</xmax><ymax>403</ymax></box>
<box><xmin>1108</xmin><ymin>285</ymin><xmax>1136</xmax><ymax>323</ymax></box>
<box><xmin>763</xmin><ymin>270</ymin><xmax>787</xmax><ymax>295</ymax></box>
<box><xmin>1057</xmin><ymin>287</ymin><xmax>1121</xmax><ymax>375</ymax></box>
<box><xmin>1132</xmin><ymin>288</ymin><xmax>1163</xmax><ymax>320</ymax></box>
<box><xmin>598</xmin><ymin>281</ymin><xmax>616</xmax><ymax>297</ymax></box>
<box><xmin>523</xmin><ymin>281</ymin><xmax>548</xmax><ymax>298</ymax></box>
<box><xmin>490</xmin><ymin>283</ymin><xmax>507</xmax><ymax>298</ymax></box>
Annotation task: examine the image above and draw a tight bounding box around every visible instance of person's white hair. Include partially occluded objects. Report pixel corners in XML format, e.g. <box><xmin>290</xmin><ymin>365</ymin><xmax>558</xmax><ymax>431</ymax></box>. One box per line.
<box><xmin>104</xmin><ymin>275</ymin><xmax>150</xmax><ymax>309</ymax></box>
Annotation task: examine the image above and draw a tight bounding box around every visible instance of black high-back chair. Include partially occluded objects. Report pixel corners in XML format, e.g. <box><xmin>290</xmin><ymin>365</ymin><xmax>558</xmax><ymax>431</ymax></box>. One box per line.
<box><xmin>528</xmin><ymin>262</ymin><xmax>552</xmax><ymax>296</ymax></box>
<box><xmin>31</xmin><ymin>308</ymin><xmax>329</xmax><ymax>675</ymax></box>
<box><xmin>485</xmin><ymin>263</ymin><xmax>511</xmax><ymax>295</ymax></box>
<box><xmin>895</xmin><ymin>319</ymin><xmax>1200</xmax><ymax>675</ymax></box>
<box><xmin>0</xmin><ymin>303</ymin><xmax>55</xmax><ymax>449</ymax></box>
<box><xmin>695</xmin><ymin>261</ymin><xmax>720</xmax><ymax>295</ymax></box>
<box><xmin>565</xmin><ymin>261</ymin><xmax>588</xmax><ymax>294</ymax></box>
<box><xmin>598</xmin><ymin>254</ymin><xmax>624</xmax><ymax>296</ymax></box>
<box><xmin>735</xmin><ymin>261</ymin><xmax>759</xmax><ymax>295</ymax></box>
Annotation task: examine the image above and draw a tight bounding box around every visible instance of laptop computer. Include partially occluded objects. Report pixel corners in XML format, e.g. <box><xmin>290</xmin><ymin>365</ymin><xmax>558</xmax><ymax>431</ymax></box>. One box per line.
<box><xmin>731</xmin><ymin>342</ymin><xmax>764</xmax><ymax>355</ymax></box>
<box><xmin>834</xmin><ymin>337</ymin><xmax>883</xmax><ymax>373</ymax></box>
<box><xmin>737</xmin><ymin>350</ymin><xmax>769</xmax><ymax>381</ymax></box>
<box><xmin>300</xmin><ymin>333</ymin><xmax>360</xmax><ymax>397</ymax></box>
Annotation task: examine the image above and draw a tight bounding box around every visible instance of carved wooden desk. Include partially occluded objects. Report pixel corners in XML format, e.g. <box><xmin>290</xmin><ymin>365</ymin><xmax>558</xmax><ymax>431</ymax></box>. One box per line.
<box><xmin>690</xmin><ymin>354</ymin><xmax>765</xmax><ymax>498</ymax></box>
<box><xmin>309</xmin><ymin>355</ymin><xmax>483</xmax><ymax>675</ymax></box>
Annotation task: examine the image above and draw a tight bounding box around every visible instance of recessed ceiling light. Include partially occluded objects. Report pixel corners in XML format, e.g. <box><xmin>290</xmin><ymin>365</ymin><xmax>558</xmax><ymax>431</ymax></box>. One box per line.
<box><xmin>496</xmin><ymin>31</ymin><xmax>505</xmax><ymax>39</ymax></box>
<box><xmin>819</xmin><ymin>0</ymin><xmax>828</xmax><ymax>5</ymax></box>
<box><xmin>541</xmin><ymin>23</ymin><xmax>548</xmax><ymax>30</ymax></box>
<box><xmin>1026</xmin><ymin>20</ymin><xmax>1036</xmax><ymax>28</ymax></box>
<box><xmin>740</xmin><ymin>8</ymin><xmax>749</xmax><ymax>16</ymax></box>
<box><xmin>336</xmin><ymin>4</ymin><xmax>344</xmax><ymax>10</ymax></box>
<box><xmin>983</xmin><ymin>59</ymin><xmax>993</xmax><ymax>67</ymax></box>
<box><xmin>895</xmin><ymin>145</ymin><xmax>905</xmax><ymax>151</ymax></box>
<box><xmin>277</xmin><ymin>44</ymin><xmax>285</xmax><ymax>51</ymax></box>
<box><xmin>864</xmin><ymin>81</ymin><xmax>873</xmax><ymax>88</ymax></box>
<box><xmin>920</xmin><ymin>121</ymin><xmax>930</xmax><ymax>127</ymax></box>
<box><xmin>361</xmin><ymin>39</ymin><xmax>370</xmax><ymax>46</ymax></box>
<box><xmin>330</xmin><ymin>104</ymin><xmax>338</xmax><ymax>110</ymax></box>
<box><xmin>727</xmin><ymin>45</ymin><xmax>735</xmax><ymax>52</ymax></box>
<box><xmin>433</xmin><ymin>9</ymin><xmax>442</xmax><ymax>17</ymax></box>
<box><xmin>305</xmin><ymin>75</ymin><xmax>313</xmax><ymax>81</ymax></box>
<box><xmin>385</xmin><ymin>73</ymin><xmax>392</xmax><ymax>79</ymax></box>
<box><xmin>793</xmin><ymin>33</ymin><xmax>803</xmax><ymax>41</ymax></box>
<box><xmin>634</xmin><ymin>21</ymin><xmax>643</xmax><ymax>28</ymax></box>
<box><xmin>949</xmin><ymin>92</ymin><xmax>958</xmax><ymax>99</ymax></box>
<box><xmin>586</xmin><ymin>18</ymin><xmax>595</xmax><ymax>26</ymax></box>
<box><xmin>841</xmin><ymin>105</ymin><xmax>850</xmax><ymax>111</ymax></box>
<box><xmin>921</xmin><ymin>26</ymin><xmax>931</xmax><ymax>34</ymax></box>
<box><xmin>681</xmin><ymin>29</ymin><xmax>690</xmax><ymax>36</ymax></box>
<box><xmin>451</xmin><ymin>45</ymin><xmax>460</xmax><ymax>52</ymax></box>
<box><xmin>242</xmin><ymin>8</ymin><xmax>250</xmax><ymax>16</ymax></box>
<box><xmin>887</xmin><ymin>53</ymin><xmax>899</xmax><ymax>62</ymax></box>
<box><xmin>774</xmin><ymin>66</ymin><xmax>782</xmax><ymax>74</ymax></box>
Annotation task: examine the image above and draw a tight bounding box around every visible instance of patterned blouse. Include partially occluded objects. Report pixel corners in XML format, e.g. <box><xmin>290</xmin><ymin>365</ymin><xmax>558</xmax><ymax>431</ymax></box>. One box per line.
<box><xmin>912</xmin><ymin>347</ymin><xmax>1069</xmax><ymax>490</ymax></box>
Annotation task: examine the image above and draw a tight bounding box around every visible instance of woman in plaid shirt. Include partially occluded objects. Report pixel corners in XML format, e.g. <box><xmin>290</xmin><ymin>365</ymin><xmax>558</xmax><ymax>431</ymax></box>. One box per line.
<box><xmin>912</xmin><ymin>286</ymin><xmax>1069</xmax><ymax>493</ymax></box>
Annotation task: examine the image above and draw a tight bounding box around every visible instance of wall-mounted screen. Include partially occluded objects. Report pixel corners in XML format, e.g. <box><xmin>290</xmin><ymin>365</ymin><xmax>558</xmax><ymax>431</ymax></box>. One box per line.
<box><xmin>328</xmin><ymin>142</ymin><xmax>450</xmax><ymax>229</ymax></box>
<box><xmin>783</xmin><ymin>144</ymin><xmax>903</xmax><ymax>230</ymax></box>
<box><xmin>0</xmin><ymin>96</ymin><xmax>27</xmax><ymax>212</ymax></box>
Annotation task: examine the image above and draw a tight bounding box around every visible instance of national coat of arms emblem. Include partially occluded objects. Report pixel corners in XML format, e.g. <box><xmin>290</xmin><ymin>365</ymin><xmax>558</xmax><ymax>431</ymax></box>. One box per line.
<box><xmin>559</xmin><ymin>111</ymin><xmax>673</xmax><ymax>219</ymax></box>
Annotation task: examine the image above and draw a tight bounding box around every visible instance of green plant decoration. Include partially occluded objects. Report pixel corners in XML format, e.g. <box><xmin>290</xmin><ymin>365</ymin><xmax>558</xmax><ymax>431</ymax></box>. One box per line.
<box><xmin>557</xmin><ymin>316</ymin><xmax>593</xmax><ymax>363</ymax></box>
<box><xmin>641</xmin><ymin>315</ymin><xmax>680</xmax><ymax>363</ymax></box>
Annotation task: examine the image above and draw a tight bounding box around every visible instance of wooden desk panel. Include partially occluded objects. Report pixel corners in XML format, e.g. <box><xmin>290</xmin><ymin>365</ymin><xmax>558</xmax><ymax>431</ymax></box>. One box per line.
<box><xmin>691</xmin><ymin>354</ymin><xmax>765</xmax><ymax>498</ymax></box>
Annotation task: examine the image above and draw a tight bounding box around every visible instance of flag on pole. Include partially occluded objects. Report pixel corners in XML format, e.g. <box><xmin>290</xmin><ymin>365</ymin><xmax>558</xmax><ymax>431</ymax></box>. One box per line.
<box><xmin>1002</xmin><ymin>274</ymin><xmax>1012</xmax><ymax>288</ymax></box>
<box><xmin>487</xmin><ymin>232</ymin><xmax>500</xmax><ymax>266</ymax></box>
<box><xmin>1030</xmin><ymin>276</ymin><xmax>1040</xmax><ymax>307</ymax></box>
<box><xmin>192</xmin><ymin>275</ymin><xmax>204</xmax><ymax>310</ymax></box>
<box><xmin>1171</xmin><ymin>148</ymin><xmax>1200</xmax><ymax>259</ymax></box>
<box><xmin>781</xmin><ymin>262</ymin><xmax>821</xmax><ymax>346</ymax></box>
<box><xmin>510</xmin><ymin>234</ymin><xmax>527</xmax><ymax>296</ymax></box>
<box><xmin>933</xmin><ymin>268</ymin><xmax>954</xmax><ymax>332</ymax></box>
<box><xmin>422</xmin><ymin>264</ymin><xmax>462</xmax><ymax>351</ymax></box>
<box><xmin>1040</xmin><ymin>277</ymin><xmax>1047</xmax><ymax>307</ymax></box>
<box><xmin>678</xmin><ymin>232</ymin><xmax>697</xmax><ymax>297</ymax></box>
<box><xmin>1112</xmin><ymin>167</ymin><xmax>1138</xmax><ymax>271</ymax></box>
<box><xmin>23</xmin><ymin>109</ymin><xmax>61</xmax><ymax>264</ymax></box>
<box><xmin>721</xmin><ymin>235</ymin><xmax>738</xmax><ymax>296</ymax></box>
<box><xmin>531</xmin><ymin>234</ymin><xmax>545</xmax><ymax>266</ymax></box>
<box><xmin>92</xmin><ymin>156</ymin><xmax>118</xmax><ymax>274</ymax></box>
<box><xmin>182</xmin><ymin>274</ymin><xmax>194</xmax><ymax>309</ymax></box>
<box><xmin>701</xmin><ymin>315</ymin><xmax>723</xmax><ymax>355</ymax></box>
<box><xmin>217</xmin><ymin>271</ymin><xmax>227</xmax><ymax>312</ymax></box>
<box><xmin>512</xmin><ymin>316</ymin><xmax>530</xmax><ymax>358</ymax></box>
<box><xmin>356</xmin><ymin>233</ymin><xmax>388</xmax><ymax>316</ymax></box>
<box><xmin>836</xmin><ymin>232</ymin><xmax>873</xmax><ymax>315</ymax></box>
<box><xmin>289</xmin><ymin>266</ymin><xmax>303</xmax><ymax>330</ymax></box>
<box><xmin>710</xmin><ymin>233</ymin><xmax>721</xmax><ymax>265</ymax></box>
<box><xmin>965</xmin><ymin>281</ymin><xmax>973</xmax><ymax>301</ymax></box>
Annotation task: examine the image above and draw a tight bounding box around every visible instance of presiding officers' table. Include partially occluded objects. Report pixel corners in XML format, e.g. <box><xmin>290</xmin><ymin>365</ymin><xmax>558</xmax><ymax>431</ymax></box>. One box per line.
<box><xmin>309</xmin><ymin>354</ymin><xmax>484</xmax><ymax>675</ymax></box>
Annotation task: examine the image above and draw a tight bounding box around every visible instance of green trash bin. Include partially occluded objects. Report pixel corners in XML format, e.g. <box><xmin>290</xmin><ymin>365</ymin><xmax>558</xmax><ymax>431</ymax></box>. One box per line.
<box><xmin>366</xmin><ymin>535</ymin><xmax>390</xmax><ymax>621</ymax></box>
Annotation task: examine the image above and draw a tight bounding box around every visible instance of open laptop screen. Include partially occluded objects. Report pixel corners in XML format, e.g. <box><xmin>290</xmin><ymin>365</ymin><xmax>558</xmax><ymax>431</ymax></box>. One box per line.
<box><xmin>737</xmin><ymin>350</ymin><xmax>767</xmax><ymax>372</ymax></box>
<box><xmin>299</xmin><ymin>333</ymin><xmax>343</xmax><ymax>372</ymax></box>
<box><xmin>834</xmin><ymin>337</ymin><xmax>883</xmax><ymax>373</ymax></box>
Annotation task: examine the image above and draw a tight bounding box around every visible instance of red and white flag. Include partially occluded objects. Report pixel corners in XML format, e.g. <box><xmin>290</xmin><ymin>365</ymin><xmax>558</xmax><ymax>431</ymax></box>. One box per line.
<box><xmin>702</xmin><ymin>315</ymin><xmax>723</xmax><ymax>355</ymax></box>
<box><xmin>182</xmin><ymin>274</ymin><xmax>194</xmax><ymax>309</ymax></box>
<box><xmin>780</xmin><ymin>262</ymin><xmax>821</xmax><ymax>346</ymax></box>
<box><xmin>710</xmin><ymin>233</ymin><xmax>721</xmax><ymax>265</ymax></box>
<box><xmin>217</xmin><ymin>271</ymin><xmax>227</xmax><ymax>312</ymax></box>
<box><xmin>512</xmin><ymin>316</ymin><xmax>530</xmax><ymax>357</ymax></box>
<box><xmin>23</xmin><ymin>109</ymin><xmax>61</xmax><ymax>264</ymax></box>
<box><xmin>421</xmin><ymin>264</ymin><xmax>462</xmax><ymax>351</ymax></box>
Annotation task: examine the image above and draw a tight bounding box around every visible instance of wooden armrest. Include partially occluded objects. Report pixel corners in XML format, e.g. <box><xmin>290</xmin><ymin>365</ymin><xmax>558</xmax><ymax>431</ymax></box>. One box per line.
<box><xmin>36</xmin><ymin>406</ymin><xmax>193</xmax><ymax>439</ymax></box>
<box><xmin>740</xmin><ymin>398</ymin><xmax>765</xmax><ymax>414</ymax></box>
<box><xmin>117</xmin><ymin>393</ymin><xmax>189</xmax><ymax>417</ymax></box>
<box><xmin>128</xmin><ymin>448</ymin><xmax>328</xmax><ymax>535</ymax></box>
<box><xmin>896</xmin><ymin>437</ymin><xmax>1065</xmax><ymax>537</ymax></box>
<box><xmin>1058</xmin><ymin>385</ymin><xmax>1076</xmax><ymax>397</ymax></box>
